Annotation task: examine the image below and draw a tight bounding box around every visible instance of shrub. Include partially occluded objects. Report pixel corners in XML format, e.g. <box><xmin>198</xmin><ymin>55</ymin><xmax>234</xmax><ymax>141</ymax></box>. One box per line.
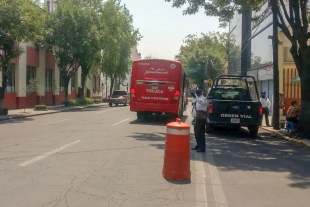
<box><xmin>34</xmin><ymin>105</ymin><xmax>47</xmax><ymax>110</ymax></box>
<box><xmin>85</xmin><ymin>98</ymin><xmax>94</xmax><ymax>105</ymax></box>
<box><xmin>0</xmin><ymin>108</ymin><xmax>8</xmax><ymax>115</ymax></box>
<box><xmin>86</xmin><ymin>88</ymin><xmax>91</xmax><ymax>98</ymax></box>
<box><xmin>102</xmin><ymin>98</ymin><xmax>109</xmax><ymax>103</ymax></box>
<box><xmin>94</xmin><ymin>99</ymin><xmax>102</xmax><ymax>104</ymax></box>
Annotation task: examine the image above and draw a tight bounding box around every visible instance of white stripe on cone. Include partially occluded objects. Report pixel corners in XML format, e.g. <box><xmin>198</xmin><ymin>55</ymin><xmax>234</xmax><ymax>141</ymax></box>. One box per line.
<box><xmin>166</xmin><ymin>128</ymin><xmax>190</xmax><ymax>135</ymax></box>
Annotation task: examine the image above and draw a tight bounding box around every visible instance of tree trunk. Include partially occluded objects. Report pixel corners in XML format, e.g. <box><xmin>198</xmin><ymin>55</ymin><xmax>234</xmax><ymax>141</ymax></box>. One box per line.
<box><xmin>298</xmin><ymin>68</ymin><xmax>310</xmax><ymax>137</ymax></box>
<box><xmin>81</xmin><ymin>66</ymin><xmax>89</xmax><ymax>98</ymax></box>
<box><xmin>64</xmin><ymin>76</ymin><xmax>70</xmax><ymax>102</ymax></box>
<box><xmin>109</xmin><ymin>77</ymin><xmax>115</xmax><ymax>95</ymax></box>
<box><xmin>0</xmin><ymin>74</ymin><xmax>8</xmax><ymax>113</ymax></box>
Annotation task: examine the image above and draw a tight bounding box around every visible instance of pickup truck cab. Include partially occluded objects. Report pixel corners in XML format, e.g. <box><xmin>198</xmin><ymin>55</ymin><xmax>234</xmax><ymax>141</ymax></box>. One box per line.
<box><xmin>108</xmin><ymin>90</ymin><xmax>130</xmax><ymax>107</ymax></box>
<box><xmin>206</xmin><ymin>75</ymin><xmax>263</xmax><ymax>137</ymax></box>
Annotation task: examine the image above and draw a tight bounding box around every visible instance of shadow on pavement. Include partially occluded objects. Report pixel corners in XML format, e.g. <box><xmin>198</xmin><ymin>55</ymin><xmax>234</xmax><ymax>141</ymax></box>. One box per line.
<box><xmin>204</xmin><ymin>127</ymin><xmax>310</xmax><ymax>189</ymax></box>
<box><xmin>0</xmin><ymin>116</ymin><xmax>35</xmax><ymax>124</ymax></box>
<box><xmin>129</xmin><ymin>114</ymin><xmax>188</xmax><ymax>126</ymax></box>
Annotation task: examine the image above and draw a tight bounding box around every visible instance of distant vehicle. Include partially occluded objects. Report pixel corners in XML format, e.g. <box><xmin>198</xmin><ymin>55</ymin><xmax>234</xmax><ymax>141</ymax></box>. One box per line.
<box><xmin>108</xmin><ymin>90</ymin><xmax>130</xmax><ymax>107</ymax></box>
<box><xmin>130</xmin><ymin>59</ymin><xmax>189</xmax><ymax>119</ymax></box>
<box><xmin>206</xmin><ymin>75</ymin><xmax>263</xmax><ymax>137</ymax></box>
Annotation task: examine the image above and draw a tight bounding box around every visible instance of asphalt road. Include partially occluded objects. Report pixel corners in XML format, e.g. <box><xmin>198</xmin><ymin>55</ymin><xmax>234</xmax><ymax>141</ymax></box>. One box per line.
<box><xmin>0</xmin><ymin>104</ymin><xmax>309</xmax><ymax>207</ymax></box>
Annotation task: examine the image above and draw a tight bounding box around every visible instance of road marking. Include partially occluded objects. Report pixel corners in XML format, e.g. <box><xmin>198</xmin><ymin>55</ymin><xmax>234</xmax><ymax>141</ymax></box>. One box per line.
<box><xmin>187</xmin><ymin>107</ymin><xmax>208</xmax><ymax>207</ymax></box>
<box><xmin>19</xmin><ymin>140</ymin><xmax>81</xmax><ymax>167</ymax></box>
<box><xmin>113</xmin><ymin>118</ymin><xmax>131</xmax><ymax>126</ymax></box>
<box><xmin>92</xmin><ymin>108</ymin><xmax>118</xmax><ymax>115</ymax></box>
<box><xmin>205</xmin><ymin>145</ymin><xmax>228</xmax><ymax>207</ymax></box>
<box><xmin>43</xmin><ymin>119</ymin><xmax>69</xmax><ymax>125</ymax></box>
<box><xmin>195</xmin><ymin>153</ymin><xmax>208</xmax><ymax>207</ymax></box>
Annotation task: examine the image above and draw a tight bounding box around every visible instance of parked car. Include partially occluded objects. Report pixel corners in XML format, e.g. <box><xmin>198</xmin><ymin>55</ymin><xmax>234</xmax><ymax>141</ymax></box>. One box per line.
<box><xmin>108</xmin><ymin>90</ymin><xmax>130</xmax><ymax>107</ymax></box>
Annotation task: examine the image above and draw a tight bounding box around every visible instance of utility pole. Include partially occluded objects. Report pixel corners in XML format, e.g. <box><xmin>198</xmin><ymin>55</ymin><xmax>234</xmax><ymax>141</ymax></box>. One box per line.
<box><xmin>241</xmin><ymin>7</ymin><xmax>252</xmax><ymax>76</ymax></box>
<box><xmin>270</xmin><ymin>0</ymin><xmax>280</xmax><ymax>130</ymax></box>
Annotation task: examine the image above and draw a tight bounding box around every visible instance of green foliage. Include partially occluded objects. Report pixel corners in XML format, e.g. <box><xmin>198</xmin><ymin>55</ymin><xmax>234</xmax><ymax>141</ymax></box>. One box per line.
<box><xmin>65</xmin><ymin>98</ymin><xmax>96</xmax><ymax>106</ymax></box>
<box><xmin>86</xmin><ymin>88</ymin><xmax>91</xmax><ymax>98</ymax></box>
<box><xmin>164</xmin><ymin>0</ymin><xmax>266</xmax><ymax>26</ymax></box>
<box><xmin>93</xmin><ymin>99</ymin><xmax>102</xmax><ymax>104</ymax></box>
<box><xmin>34</xmin><ymin>105</ymin><xmax>47</xmax><ymax>110</ymax></box>
<box><xmin>0</xmin><ymin>0</ymin><xmax>46</xmax><ymax>104</ymax></box>
<box><xmin>100</xmin><ymin>0</ymin><xmax>141</xmax><ymax>94</ymax></box>
<box><xmin>176</xmin><ymin>32</ymin><xmax>226</xmax><ymax>86</ymax></box>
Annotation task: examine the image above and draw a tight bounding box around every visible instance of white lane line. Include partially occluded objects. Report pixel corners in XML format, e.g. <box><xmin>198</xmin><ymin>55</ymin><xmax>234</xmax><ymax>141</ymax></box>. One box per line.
<box><xmin>92</xmin><ymin>108</ymin><xmax>118</xmax><ymax>115</ymax></box>
<box><xmin>43</xmin><ymin>119</ymin><xmax>69</xmax><ymax>125</ymax></box>
<box><xmin>195</xmin><ymin>153</ymin><xmax>208</xmax><ymax>207</ymax></box>
<box><xmin>19</xmin><ymin>140</ymin><xmax>81</xmax><ymax>167</ymax></box>
<box><xmin>205</xmin><ymin>145</ymin><xmax>228</xmax><ymax>207</ymax></box>
<box><xmin>112</xmin><ymin>118</ymin><xmax>131</xmax><ymax>126</ymax></box>
<box><xmin>186</xmin><ymin>107</ymin><xmax>208</xmax><ymax>207</ymax></box>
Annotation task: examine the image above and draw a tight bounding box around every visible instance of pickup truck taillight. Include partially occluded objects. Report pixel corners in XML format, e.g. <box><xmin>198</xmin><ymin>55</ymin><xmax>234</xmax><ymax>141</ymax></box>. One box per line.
<box><xmin>130</xmin><ymin>88</ymin><xmax>136</xmax><ymax>98</ymax></box>
<box><xmin>208</xmin><ymin>103</ymin><xmax>214</xmax><ymax>114</ymax></box>
<box><xmin>107</xmin><ymin>96</ymin><xmax>110</xmax><ymax>100</ymax></box>
<box><xmin>173</xmin><ymin>90</ymin><xmax>180</xmax><ymax>101</ymax></box>
<box><xmin>259</xmin><ymin>106</ymin><xmax>263</xmax><ymax>115</ymax></box>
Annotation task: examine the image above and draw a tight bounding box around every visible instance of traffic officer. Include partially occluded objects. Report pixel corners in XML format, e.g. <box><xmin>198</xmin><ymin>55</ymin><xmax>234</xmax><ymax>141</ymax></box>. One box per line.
<box><xmin>192</xmin><ymin>88</ymin><xmax>208</xmax><ymax>153</ymax></box>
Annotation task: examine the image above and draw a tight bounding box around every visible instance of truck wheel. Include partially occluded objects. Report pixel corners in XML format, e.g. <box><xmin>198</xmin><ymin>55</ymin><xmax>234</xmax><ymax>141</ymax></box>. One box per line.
<box><xmin>115</xmin><ymin>103</ymin><xmax>118</xmax><ymax>107</ymax></box>
<box><xmin>137</xmin><ymin>112</ymin><xmax>143</xmax><ymax>120</ymax></box>
<box><xmin>109</xmin><ymin>103</ymin><xmax>112</xmax><ymax>107</ymax></box>
<box><xmin>124</xmin><ymin>101</ymin><xmax>127</xmax><ymax>106</ymax></box>
<box><xmin>248</xmin><ymin>126</ymin><xmax>259</xmax><ymax>138</ymax></box>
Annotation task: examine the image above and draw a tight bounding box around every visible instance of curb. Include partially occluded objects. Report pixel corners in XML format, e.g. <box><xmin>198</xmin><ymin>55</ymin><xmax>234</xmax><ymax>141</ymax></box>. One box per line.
<box><xmin>0</xmin><ymin>103</ymin><xmax>109</xmax><ymax>122</ymax></box>
<box><xmin>261</xmin><ymin>127</ymin><xmax>310</xmax><ymax>149</ymax></box>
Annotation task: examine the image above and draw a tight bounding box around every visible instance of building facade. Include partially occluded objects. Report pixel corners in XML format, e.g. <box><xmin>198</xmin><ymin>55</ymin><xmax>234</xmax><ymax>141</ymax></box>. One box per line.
<box><xmin>0</xmin><ymin>42</ymin><xmax>141</xmax><ymax>109</ymax></box>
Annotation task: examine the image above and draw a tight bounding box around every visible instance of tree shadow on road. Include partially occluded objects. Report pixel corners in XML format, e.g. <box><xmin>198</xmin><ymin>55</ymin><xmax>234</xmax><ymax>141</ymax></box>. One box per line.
<box><xmin>0</xmin><ymin>116</ymin><xmax>35</xmax><ymax>124</ymax></box>
<box><xmin>203</xmin><ymin>127</ymin><xmax>310</xmax><ymax>189</ymax></box>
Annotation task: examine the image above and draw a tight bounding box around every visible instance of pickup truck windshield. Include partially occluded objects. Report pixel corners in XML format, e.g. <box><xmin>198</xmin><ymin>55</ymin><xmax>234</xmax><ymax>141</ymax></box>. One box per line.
<box><xmin>207</xmin><ymin>88</ymin><xmax>252</xmax><ymax>101</ymax></box>
<box><xmin>112</xmin><ymin>91</ymin><xmax>127</xmax><ymax>96</ymax></box>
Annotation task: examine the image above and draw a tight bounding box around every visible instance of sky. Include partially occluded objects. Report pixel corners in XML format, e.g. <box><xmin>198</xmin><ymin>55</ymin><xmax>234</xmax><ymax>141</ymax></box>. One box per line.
<box><xmin>121</xmin><ymin>0</ymin><xmax>226</xmax><ymax>60</ymax></box>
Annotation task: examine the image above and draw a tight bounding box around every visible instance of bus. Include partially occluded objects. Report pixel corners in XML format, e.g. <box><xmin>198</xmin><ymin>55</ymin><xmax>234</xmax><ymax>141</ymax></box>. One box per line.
<box><xmin>130</xmin><ymin>59</ymin><xmax>189</xmax><ymax>119</ymax></box>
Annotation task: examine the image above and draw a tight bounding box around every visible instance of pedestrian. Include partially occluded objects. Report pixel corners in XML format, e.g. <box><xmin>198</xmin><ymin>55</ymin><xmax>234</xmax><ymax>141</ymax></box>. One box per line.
<box><xmin>286</xmin><ymin>100</ymin><xmax>300</xmax><ymax>126</ymax></box>
<box><xmin>192</xmin><ymin>88</ymin><xmax>207</xmax><ymax>153</ymax></box>
<box><xmin>260</xmin><ymin>92</ymin><xmax>271</xmax><ymax>127</ymax></box>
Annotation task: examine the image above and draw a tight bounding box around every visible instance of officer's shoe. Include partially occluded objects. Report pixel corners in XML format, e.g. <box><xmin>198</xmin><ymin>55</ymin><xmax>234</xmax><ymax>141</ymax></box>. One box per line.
<box><xmin>191</xmin><ymin>146</ymin><xmax>199</xmax><ymax>150</ymax></box>
<box><xmin>196</xmin><ymin>148</ymin><xmax>206</xmax><ymax>153</ymax></box>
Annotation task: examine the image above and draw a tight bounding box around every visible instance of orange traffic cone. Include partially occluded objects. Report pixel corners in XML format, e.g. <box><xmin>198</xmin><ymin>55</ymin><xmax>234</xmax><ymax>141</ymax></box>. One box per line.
<box><xmin>162</xmin><ymin>118</ymin><xmax>191</xmax><ymax>180</ymax></box>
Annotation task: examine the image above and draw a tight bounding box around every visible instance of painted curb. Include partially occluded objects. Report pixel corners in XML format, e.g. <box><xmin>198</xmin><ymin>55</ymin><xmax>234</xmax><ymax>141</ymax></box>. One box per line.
<box><xmin>261</xmin><ymin>127</ymin><xmax>310</xmax><ymax>149</ymax></box>
<box><xmin>0</xmin><ymin>103</ymin><xmax>109</xmax><ymax>122</ymax></box>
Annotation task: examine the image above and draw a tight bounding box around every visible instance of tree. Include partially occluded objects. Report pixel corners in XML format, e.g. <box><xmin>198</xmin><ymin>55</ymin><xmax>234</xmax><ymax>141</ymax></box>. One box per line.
<box><xmin>176</xmin><ymin>32</ymin><xmax>226</xmax><ymax>88</ymax></box>
<box><xmin>144</xmin><ymin>56</ymin><xmax>157</xmax><ymax>59</ymax></box>
<box><xmin>0</xmin><ymin>0</ymin><xmax>45</xmax><ymax>112</ymax></box>
<box><xmin>100</xmin><ymin>0</ymin><xmax>141</xmax><ymax>95</ymax></box>
<box><xmin>45</xmin><ymin>0</ymin><xmax>101</xmax><ymax>102</ymax></box>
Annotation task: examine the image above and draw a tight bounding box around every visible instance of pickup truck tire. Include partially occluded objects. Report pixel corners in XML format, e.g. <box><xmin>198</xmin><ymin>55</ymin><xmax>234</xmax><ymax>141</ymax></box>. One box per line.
<box><xmin>115</xmin><ymin>103</ymin><xmax>118</xmax><ymax>106</ymax></box>
<box><xmin>109</xmin><ymin>103</ymin><xmax>112</xmax><ymax>107</ymax></box>
<box><xmin>124</xmin><ymin>101</ymin><xmax>127</xmax><ymax>106</ymax></box>
<box><xmin>248</xmin><ymin>126</ymin><xmax>259</xmax><ymax>138</ymax></box>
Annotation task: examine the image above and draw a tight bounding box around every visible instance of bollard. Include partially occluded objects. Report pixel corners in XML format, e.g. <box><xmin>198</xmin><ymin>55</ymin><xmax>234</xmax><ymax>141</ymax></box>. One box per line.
<box><xmin>162</xmin><ymin>118</ymin><xmax>191</xmax><ymax>180</ymax></box>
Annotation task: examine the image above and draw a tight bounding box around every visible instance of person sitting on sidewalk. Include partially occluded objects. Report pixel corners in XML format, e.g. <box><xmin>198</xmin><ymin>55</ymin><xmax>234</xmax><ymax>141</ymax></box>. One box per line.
<box><xmin>286</xmin><ymin>101</ymin><xmax>300</xmax><ymax>126</ymax></box>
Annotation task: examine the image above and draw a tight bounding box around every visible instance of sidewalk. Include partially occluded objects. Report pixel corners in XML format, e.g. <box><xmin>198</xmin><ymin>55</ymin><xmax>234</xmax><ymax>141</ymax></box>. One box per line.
<box><xmin>261</xmin><ymin>115</ymin><xmax>310</xmax><ymax>149</ymax></box>
<box><xmin>0</xmin><ymin>103</ymin><xmax>108</xmax><ymax>121</ymax></box>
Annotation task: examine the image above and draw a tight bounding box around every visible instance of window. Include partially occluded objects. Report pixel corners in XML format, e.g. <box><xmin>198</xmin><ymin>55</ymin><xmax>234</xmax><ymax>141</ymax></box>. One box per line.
<box><xmin>5</xmin><ymin>64</ymin><xmax>16</xmax><ymax>93</ymax></box>
<box><xmin>208</xmin><ymin>88</ymin><xmax>252</xmax><ymax>101</ymax></box>
<box><xmin>45</xmin><ymin>69</ymin><xmax>53</xmax><ymax>92</ymax></box>
<box><xmin>112</xmin><ymin>90</ymin><xmax>127</xmax><ymax>96</ymax></box>
<box><xmin>59</xmin><ymin>72</ymin><xmax>65</xmax><ymax>92</ymax></box>
<box><xmin>71</xmin><ymin>73</ymin><xmax>76</xmax><ymax>92</ymax></box>
<box><xmin>26</xmin><ymin>66</ymin><xmax>36</xmax><ymax>92</ymax></box>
